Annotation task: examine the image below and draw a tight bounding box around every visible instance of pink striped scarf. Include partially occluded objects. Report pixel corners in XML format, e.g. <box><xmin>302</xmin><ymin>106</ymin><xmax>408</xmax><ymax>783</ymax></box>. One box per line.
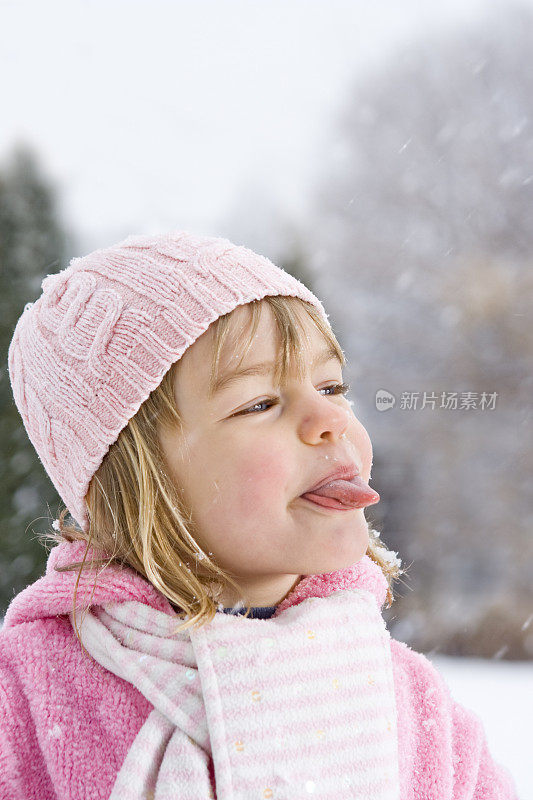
<box><xmin>73</xmin><ymin>582</ymin><xmax>400</xmax><ymax>799</ymax></box>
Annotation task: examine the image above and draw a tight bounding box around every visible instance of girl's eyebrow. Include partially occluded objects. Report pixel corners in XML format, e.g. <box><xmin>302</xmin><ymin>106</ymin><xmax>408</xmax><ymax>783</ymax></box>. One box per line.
<box><xmin>211</xmin><ymin>345</ymin><xmax>343</xmax><ymax>396</ymax></box>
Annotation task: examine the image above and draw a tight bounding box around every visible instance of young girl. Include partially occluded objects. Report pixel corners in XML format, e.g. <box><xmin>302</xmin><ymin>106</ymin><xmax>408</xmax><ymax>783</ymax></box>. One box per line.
<box><xmin>2</xmin><ymin>231</ymin><xmax>517</xmax><ymax>799</ymax></box>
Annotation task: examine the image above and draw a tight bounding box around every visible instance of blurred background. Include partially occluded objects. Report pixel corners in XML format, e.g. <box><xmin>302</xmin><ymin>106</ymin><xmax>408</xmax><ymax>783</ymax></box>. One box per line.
<box><xmin>1</xmin><ymin>0</ymin><xmax>532</xmax><ymax>793</ymax></box>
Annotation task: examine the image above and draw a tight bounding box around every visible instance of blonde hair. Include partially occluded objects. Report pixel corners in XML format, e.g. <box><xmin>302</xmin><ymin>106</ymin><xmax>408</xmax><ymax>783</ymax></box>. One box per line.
<box><xmin>40</xmin><ymin>295</ymin><xmax>403</xmax><ymax>643</ymax></box>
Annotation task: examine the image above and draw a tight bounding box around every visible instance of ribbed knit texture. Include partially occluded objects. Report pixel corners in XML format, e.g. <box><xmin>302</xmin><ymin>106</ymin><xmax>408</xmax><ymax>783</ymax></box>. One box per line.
<box><xmin>0</xmin><ymin>541</ymin><xmax>519</xmax><ymax>800</ymax></box>
<box><xmin>7</xmin><ymin>231</ymin><xmax>330</xmax><ymax>533</ymax></box>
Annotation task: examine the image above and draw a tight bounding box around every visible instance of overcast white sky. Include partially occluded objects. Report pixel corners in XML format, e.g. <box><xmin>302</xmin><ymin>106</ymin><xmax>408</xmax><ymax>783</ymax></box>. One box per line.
<box><xmin>1</xmin><ymin>0</ymin><xmax>525</xmax><ymax>254</ymax></box>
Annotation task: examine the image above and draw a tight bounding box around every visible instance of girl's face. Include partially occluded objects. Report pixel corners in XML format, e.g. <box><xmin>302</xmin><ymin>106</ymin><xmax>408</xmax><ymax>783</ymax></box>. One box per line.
<box><xmin>159</xmin><ymin>302</ymin><xmax>375</xmax><ymax>607</ymax></box>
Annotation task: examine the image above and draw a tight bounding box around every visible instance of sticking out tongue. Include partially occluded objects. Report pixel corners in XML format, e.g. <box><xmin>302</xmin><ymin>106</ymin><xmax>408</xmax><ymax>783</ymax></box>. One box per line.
<box><xmin>301</xmin><ymin>476</ymin><xmax>380</xmax><ymax>510</ymax></box>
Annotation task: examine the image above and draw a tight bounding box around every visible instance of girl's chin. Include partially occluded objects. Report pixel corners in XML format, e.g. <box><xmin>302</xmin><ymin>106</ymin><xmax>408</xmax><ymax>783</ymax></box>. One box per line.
<box><xmin>306</xmin><ymin>526</ymin><xmax>369</xmax><ymax>565</ymax></box>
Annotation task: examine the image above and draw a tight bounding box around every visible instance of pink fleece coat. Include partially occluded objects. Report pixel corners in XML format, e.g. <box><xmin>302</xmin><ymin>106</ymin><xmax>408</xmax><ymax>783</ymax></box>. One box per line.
<box><xmin>0</xmin><ymin>542</ymin><xmax>517</xmax><ymax>799</ymax></box>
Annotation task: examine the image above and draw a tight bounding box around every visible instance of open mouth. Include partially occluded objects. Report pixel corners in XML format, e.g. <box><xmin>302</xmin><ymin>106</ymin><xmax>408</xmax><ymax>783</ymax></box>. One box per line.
<box><xmin>300</xmin><ymin>494</ymin><xmax>359</xmax><ymax>511</ymax></box>
<box><xmin>300</xmin><ymin>476</ymin><xmax>380</xmax><ymax>511</ymax></box>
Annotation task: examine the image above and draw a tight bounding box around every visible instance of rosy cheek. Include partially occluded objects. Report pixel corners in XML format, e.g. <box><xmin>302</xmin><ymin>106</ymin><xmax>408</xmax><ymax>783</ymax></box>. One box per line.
<box><xmin>235</xmin><ymin>450</ymin><xmax>288</xmax><ymax>515</ymax></box>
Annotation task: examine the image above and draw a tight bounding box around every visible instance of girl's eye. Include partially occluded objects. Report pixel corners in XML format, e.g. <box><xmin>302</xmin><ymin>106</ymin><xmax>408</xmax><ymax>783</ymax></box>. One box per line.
<box><xmin>234</xmin><ymin>382</ymin><xmax>351</xmax><ymax>416</ymax></box>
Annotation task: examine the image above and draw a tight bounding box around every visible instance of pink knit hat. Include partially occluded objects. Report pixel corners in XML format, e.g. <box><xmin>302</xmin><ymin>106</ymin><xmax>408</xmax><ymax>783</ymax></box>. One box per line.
<box><xmin>8</xmin><ymin>230</ymin><xmax>330</xmax><ymax>533</ymax></box>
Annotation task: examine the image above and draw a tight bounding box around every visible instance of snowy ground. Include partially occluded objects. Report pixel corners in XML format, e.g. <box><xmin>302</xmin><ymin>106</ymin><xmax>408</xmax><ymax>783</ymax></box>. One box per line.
<box><xmin>427</xmin><ymin>654</ymin><xmax>533</xmax><ymax>799</ymax></box>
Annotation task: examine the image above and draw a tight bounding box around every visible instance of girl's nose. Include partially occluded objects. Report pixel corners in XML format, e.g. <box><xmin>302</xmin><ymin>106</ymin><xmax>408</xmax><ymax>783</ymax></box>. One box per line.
<box><xmin>297</xmin><ymin>394</ymin><xmax>352</xmax><ymax>444</ymax></box>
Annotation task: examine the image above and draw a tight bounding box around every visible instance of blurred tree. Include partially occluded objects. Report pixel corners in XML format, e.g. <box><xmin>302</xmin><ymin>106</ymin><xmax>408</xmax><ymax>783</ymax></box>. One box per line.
<box><xmin>0</xmin><ymin>143</ymin><xmax>73</xmax><ymax>616</ymax></box>
<box><xmin>304</xmin><ymin>2</ymin><xmax>533</xmax><ymax>657</ymax></box>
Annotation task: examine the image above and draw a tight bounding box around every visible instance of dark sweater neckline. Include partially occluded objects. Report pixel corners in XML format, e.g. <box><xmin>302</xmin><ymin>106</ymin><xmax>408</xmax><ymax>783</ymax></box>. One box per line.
<box><xmin>221</xmin><ymin>605</ymin><xmax>277</xmax><ymax>619</ymax></box>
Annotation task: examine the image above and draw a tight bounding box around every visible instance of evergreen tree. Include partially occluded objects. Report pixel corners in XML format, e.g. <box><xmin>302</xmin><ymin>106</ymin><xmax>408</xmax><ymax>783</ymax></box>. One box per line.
<box><xmin>0</xmin><ymin>143</ymin><xmax>72</xmax><ymax>615</ymax></box>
